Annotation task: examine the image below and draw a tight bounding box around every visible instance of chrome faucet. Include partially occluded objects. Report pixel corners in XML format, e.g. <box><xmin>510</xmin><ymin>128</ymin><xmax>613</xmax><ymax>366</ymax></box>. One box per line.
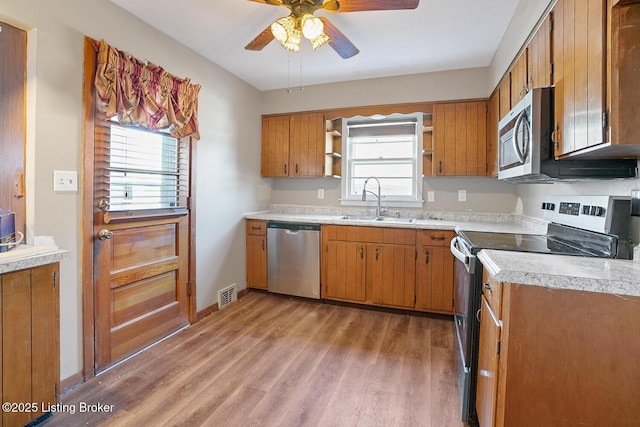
<box><xmin>361</xmin><ymin>177</ymin><xmax>383</xmax><ymax>217</ymax></box>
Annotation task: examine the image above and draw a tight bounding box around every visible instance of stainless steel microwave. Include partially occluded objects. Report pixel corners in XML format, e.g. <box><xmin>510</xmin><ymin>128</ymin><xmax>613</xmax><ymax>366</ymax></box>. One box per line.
<box><xmin>497</xmin><ymin>87</ymin><xmax>637</xmax><ymax>183</ymax></box>
<box><xmin>498</xmin><ymin>87</ymin><xmax>553</xmax><ymax>182</ymax></box>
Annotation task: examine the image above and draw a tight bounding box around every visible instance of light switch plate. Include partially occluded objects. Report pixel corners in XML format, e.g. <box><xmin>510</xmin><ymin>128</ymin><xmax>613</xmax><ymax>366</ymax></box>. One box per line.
<box><xmin>53</xmin><ymin>170</ymin><xmax>78</xmax><ymax>192</ymax></box>
<box><xmin>458</xmin><ymin>189</ymin><xmax>467</xmax><ymax>202</ymax></box>
<box><xmin>427</xmin><ymin>191</ymin><xmax>435</xmax><ymax>202</ymax></box>
<box><xmin>317</xmin><ymin>188</ymin><xmax>325</xmax><ymax>199</ymax></box>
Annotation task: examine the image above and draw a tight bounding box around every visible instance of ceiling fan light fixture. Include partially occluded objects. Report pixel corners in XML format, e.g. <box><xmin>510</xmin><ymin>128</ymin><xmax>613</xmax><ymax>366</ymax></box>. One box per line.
<box><xmin>271</xmin><ymin>15</ymin><xmax>296</xmax><ymax>44</ymax></box>
<box><xmin>301</xmin><ymin>14</ymin><xmax>324</xmax><ymax>40</ymax></box>
<box><xmin>310</xmin><ymin>32</ymin><xmax>330</xmax><ymax>50</ymax></box>
<box><xmin>281</xmin><ymin>27</ymin><xmax>301</xmax><ymax>52</ymax></box>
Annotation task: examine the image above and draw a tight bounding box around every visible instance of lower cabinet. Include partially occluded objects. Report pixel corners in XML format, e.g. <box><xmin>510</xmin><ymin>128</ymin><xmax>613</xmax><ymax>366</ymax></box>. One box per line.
<box><xmin>321</xmin><ymin>225</ymin><xmax>454</xmax><ymax>313</ymax></box>
<box><xmin>1</xmin><ymin>263</ymin><xmax>60</xmax><ymax>427</ymax></box>
<box><xmin>245</xmin><ymin>220</ymin><xmax>267</xmax><ymax>289</ymax></box>
<box><xmin>415</xmin><ymin>230</ymin><xmax>455</xmax><ymax>314</ymax></box>
<box><xmin>477</xmin><ymin>274</ymin><xmax>640</xmax><ymax>427</ymax></box>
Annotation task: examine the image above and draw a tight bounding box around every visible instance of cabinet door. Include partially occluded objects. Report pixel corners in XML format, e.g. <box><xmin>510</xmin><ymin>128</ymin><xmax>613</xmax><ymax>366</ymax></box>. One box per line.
<box><xmin>261</xmin><ymin>115</ymin><xmax>290</xmax><ymax>177</ymax></box>
<box><xmin>528</xmin><ymin>14</ymin><xmax>552</xmax><ymax>90</ymax></box>
<box><xmin>433</xmin><ymin>101</ymin><xmax>488</xmax><ymax>176</ymax></box>
<box><xmin>246</xmin><ymin>234</ymin><xmax>267</xmax><ymax>289</ymax></box>
<box><xmin>487</xmin><ymin>91</ymin><xmax>499</xmax><ymax>177</ymax></box>
<box><xmin>415</xmin><ymin>245</ymin><xmax>455</xmax><ymax>314</ymax></box>
<box><xmin>510</xmin><ymin>50</ymin><xmax>529</xmax><ymax>106</ymax></box>
<box><xmin>552</xmin><ymin>0</ymin><xmax>606</xmax><ymax>157</ymax></box>
<box><xmin>366</xmin><ymin>244</ymin><xmax>415</xmax><ymax>309</ymax></box>
<box><xmin>323</xmin><ymin>240</ymin><xmax>366</xmax><ymax>302</ymax></box>
<box><xmin>498</xmin><ymin>75</ymin><xmax>511</xmax><ymax>120</ymax></box>
<box><xmin>289</xmin><ymin>112</ymin><xmax>325</xmax><ymax>177</ymax></box>
<box><xmin>476</xmin><ymin>295</ymin><xmax>501</xmax><ymax>427</ymax></box>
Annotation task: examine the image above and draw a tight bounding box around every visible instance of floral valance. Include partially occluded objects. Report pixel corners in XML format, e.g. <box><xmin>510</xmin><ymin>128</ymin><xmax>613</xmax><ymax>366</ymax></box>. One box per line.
<box><xmin>93</xmin><ymin>39</ymin><xmax>201</xmax><ymax>139</ymax></box>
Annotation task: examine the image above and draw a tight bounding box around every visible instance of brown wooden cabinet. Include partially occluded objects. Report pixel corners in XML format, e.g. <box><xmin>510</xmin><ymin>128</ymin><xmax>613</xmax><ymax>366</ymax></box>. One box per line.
<box><xmin>433</xmin><ymin>101</ymin><xmax>488</xmax><ymax>176</ymax></box>
<box><xmin>552</xmin><ymin>0</ymin><xmax>607</xmax><ymax>157</ymax></box>
<box><xmin>415</xmin><ymin>230</ymin><xmax>455</xmax><ymax>314</ymax></box>
<box><xmin>1</xmin><ymin>263</ymin><xmax>60</xmax><ymax>427</ymax></box>
<box><xmin>486</xmin><ymin>91</ymin><xmax>500</xmax><ymax>177</ymax></box>
<box><xmin>322</xmin><ymin>225</ymin><xmax>416</xmax><ymax>309</ymax></box>
<box><xmin>324</xmin><ymin>118</ymin><xmax>342</xmax><ymax>178</ymax></box>
<box><xmin>477</xmin><ymin>273</ymin><xmax>640</xmax><ymax>427</ymax></box>
<box><xmin>527</xmin><ymin>14</ymin><xmax>552</xmax><ymax>91</ymax></box>
<box><xmin>261</xmin><ymin>112</ymin><xmax>325</xmax><ymax>177</ymax></box>
<box><xmin>245</xmin><ymin>220</ymin><xmax>267</xmax><ymax>289</ymax></box>
<box><xmin>510</xmin><ymin>50</ymin><xmax>529</xmax><ymax>107</ymax></box>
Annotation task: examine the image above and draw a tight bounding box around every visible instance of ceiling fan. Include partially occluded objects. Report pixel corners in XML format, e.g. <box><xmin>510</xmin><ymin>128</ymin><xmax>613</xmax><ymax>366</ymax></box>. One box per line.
<box><xmin>245</xmin><ymin>0</ymin><xmax>420</xmax><ymax>59</ymax></box>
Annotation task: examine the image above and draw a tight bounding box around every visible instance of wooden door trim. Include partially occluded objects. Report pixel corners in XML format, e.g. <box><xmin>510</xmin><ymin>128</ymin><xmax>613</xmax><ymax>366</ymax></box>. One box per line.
<box><xmin>80</xmin><ymin>36</ymin><xmax>197</xmax><ymax>380</ymax></box>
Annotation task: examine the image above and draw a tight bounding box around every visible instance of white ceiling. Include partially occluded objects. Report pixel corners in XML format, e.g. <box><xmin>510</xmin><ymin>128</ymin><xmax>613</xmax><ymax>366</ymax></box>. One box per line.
<box><xmin>109</xmin><ymin>0</ymin><xmax>521</xmax><ymax>91</ymax></box>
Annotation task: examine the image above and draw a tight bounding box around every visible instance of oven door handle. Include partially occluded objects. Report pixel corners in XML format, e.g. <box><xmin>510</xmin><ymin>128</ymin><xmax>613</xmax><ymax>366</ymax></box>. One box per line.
<box><xmin>450</xmin><ymin>236</ymin><xmax>470</xmax><ymax>267</ymax></box>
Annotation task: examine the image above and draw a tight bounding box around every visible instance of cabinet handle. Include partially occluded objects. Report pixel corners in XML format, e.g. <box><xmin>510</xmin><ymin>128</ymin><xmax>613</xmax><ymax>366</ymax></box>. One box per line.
<box><xmin>295</xmin><ymin>163</ymin><xmax>299</xmax><ymax>174</ymax></box>
<box><xmin>431</xmin><ymin>235</ymin><xmax>446</xmax><ymax>241</ymax></box>
<box><xmin>425</xmin><ymin>249</ymin><xmax>429</xmax><ymax>264</ymax></box>
<box><xmin>483</xmin><ymin>282</ymin><xmax>493</xmax><ymax>294</ymax></box>
<box><xmin>476</xmin><ymin>308</ymin><xmax>482</xmax><ymax>322</ymax></box>
<box><xmin>262</xmin><ymin>239</ymin><xmax>265</xmax><ymax>251</ymax></box>
<box><xmin>438</xmin><ymin>161</ymin><xmax>443</xmax><ymax>174</ymax></box>
<box><xmin>360</xmin><ymin>246</ymin><xmax>364</xmax><ymax>259</ymax></box>
<box><xmin>375</xmin><ymin>247</ymin><xmax>379</xmax><ymax>260</ymax></box>
<box><xmin>284</xmin><ymin>164</ymin><xmax>287</xmax><ymax>175</ymax></box>
<box><xmin>251</xmin><ymin>226</ymin><xmax>262</xmax><ymax>230</ymax></box>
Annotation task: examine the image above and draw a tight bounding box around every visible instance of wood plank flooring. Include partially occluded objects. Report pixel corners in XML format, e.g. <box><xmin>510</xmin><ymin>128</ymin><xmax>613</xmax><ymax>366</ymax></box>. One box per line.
<box><xmin>47</xmin><ymin>292</ymin><xmax>466</xmax><ymax>427</ymax></box>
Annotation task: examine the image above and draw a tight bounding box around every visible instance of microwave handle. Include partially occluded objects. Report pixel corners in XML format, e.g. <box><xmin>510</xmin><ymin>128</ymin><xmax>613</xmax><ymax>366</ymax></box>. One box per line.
<box><xmin>512</xmin><ymin>110</ymin><xmax>528</xmax><ymax>163</ymax></box>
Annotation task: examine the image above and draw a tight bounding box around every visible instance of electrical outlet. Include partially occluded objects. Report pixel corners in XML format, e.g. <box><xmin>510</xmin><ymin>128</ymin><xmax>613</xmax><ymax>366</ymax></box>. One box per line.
<box><xmin>427</xmin><ymin>191</ymin><xmax>435</xmax><ymax>202</ymax></box>
<box><xmin>458</xmin><ymin>189</ymin><xmax>467</xmax><ymax>202</ymax></box>
<box><xmin>53</xmin><ymin>170</ymin><xmax>78</xmax><ymax>192</ymax></box>
<box><xmin>317</xmin><ymin>188</ymin><xmax>325</xmax><ymax>199</ymax></box>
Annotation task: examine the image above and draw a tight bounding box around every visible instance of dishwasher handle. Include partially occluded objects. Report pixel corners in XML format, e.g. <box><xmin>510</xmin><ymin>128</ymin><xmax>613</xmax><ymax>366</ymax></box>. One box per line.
<box><xmin>267</xmin><ymin>221</ymin><xmax>321</xmax><ymax>232</ymax></box>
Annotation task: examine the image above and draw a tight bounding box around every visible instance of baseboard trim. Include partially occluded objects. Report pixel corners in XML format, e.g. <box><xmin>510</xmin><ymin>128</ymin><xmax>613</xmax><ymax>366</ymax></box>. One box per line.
<box><xmin>195</xmin><ymin>288</ymin><xmax>250</xmax><ymax>321</ymax></box>
<box><xmin>60</xmin><ymin>371</ymin><xmax>85</xmax><ymax>394</ymax></box>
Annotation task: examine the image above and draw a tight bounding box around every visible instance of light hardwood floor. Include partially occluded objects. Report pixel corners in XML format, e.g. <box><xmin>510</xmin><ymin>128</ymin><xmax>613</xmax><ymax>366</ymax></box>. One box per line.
<box><xmin>47</xmin><ymin>292</ymin><xmax>466</xmax><ymax>427</ymax></box>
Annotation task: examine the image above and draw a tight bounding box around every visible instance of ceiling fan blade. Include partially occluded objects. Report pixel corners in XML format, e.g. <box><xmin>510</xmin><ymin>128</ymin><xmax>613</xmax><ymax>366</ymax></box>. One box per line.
<box><xmin>319</xmin><ymin>17</ymin><xmax>359</xmax><ymax>59</ymax></box>
<box><xmin>247</xmin><ymin>0</ymin><xmax>285</xmax><ymax>6</ymax></box>
<box><xmin>245</xmin><ymin>26</ymin><xmax>275</xmax><ymax>51</ymax></box>
<box><xmin>324</xmin><ymin>0</ymin><xmax>419</xmax><ymax>13</ymax></box>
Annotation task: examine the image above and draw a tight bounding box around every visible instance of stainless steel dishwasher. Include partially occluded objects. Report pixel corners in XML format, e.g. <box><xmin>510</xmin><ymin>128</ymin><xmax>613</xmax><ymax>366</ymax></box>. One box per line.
<box><xmin>267</xmin><ymin>221</ymin><xmax>320</xmax><ymax>299</ymax></box>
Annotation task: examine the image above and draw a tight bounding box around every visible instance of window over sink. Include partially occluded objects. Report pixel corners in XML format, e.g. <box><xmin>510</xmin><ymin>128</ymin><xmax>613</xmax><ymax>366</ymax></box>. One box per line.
<box><xmin>341</xmin><ymin>113</ymin><xmax>423</xmax><ymax>207</ymax></box>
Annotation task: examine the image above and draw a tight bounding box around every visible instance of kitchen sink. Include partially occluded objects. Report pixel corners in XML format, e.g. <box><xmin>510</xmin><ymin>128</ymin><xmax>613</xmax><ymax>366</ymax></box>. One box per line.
<box><xmin>336</xmin><ymin>215</ymin><xmax>416</xmax><ymax>224</ymax></box>
<box><xmin>373</xmin><ymin>217</ymin><xmax>416</xmax><ymax>224</ymax></box>
<box><xmin>336</xmin><ymin>215</ymin><xmax>378</xmax><ymax>221</ymax></box>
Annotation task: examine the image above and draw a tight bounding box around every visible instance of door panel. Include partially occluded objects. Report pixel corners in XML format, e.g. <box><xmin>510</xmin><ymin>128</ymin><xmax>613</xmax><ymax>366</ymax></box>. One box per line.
<box><xmin>94</xmin><ymin>215</ymin><xmax>189</xmax><ymax>372</ymax></box>
<box><xmin>367</xmin><ymin>244</ymin><xmax>415</xmax><ymax>309</ymax></box>
<box><xmin>323</xmin><ymin>240</ymin><xmax>366</xmax><ymax>302</ymax></box>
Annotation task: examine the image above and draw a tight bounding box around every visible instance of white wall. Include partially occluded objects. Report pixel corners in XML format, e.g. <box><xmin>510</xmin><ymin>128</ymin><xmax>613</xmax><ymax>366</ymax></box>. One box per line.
<box><xmin>1</xmin><ymin>0</ymin><xmax>265</xmax><ymax>381</ymax></box>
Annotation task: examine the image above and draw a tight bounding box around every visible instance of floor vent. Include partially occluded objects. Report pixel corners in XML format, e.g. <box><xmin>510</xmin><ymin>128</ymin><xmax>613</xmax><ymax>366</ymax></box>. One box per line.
<box><xmin>218</xmin><ymin>283</ymin><xmax>238</xmax><ymax>310</ymax></box>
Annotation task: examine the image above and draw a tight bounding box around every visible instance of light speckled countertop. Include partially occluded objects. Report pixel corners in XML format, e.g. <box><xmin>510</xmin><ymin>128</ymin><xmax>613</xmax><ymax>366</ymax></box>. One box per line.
<box><xmin>479</xmin><ymin>249</ymin><xmax>640</xmax><ymax>297</ymax></box>
<box><xmin>0</xmin><ymin>245</ymin><xmax>70</xmax><ymax>274</ymax></box>
<box><xmin>244</xmin><ymin>204</ymin><xmax>548</xmax><ymax>234</ymax></box>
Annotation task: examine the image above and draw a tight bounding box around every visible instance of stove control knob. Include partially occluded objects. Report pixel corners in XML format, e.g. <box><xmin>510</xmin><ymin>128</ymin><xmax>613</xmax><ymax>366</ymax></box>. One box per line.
<box><xmin>590</xmin><ymin>206</ymin><xmax>605</xmax><ymax>216</ymax></box>
<box><xmin>582</xmin><ymin>205</ymin><xmax>591</xmax><ymax>215</ymax></box>
<box><xmin>541</xmin><ymin>202</ymin><xmax>556</xmax><ymax>211</ymax></box>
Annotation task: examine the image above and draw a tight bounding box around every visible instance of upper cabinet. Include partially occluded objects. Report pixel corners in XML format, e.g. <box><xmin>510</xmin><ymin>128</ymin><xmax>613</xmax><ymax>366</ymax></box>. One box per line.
<box><xmin>510</xmin><ymin>50</ymin><xmax>528</xmax><ymax>107</ymax></box>
<box><xmin>552</xmin><ymin>0</ymin><xmax>640</xmax><ymax>158</ymax></box>
<box><xmin>528</xmin><ymin>14</ymin><xmax>552</xmax><ymax>91</ymax></box>
<box><xmin>433</xmin><ymin>100</ymin><xmax>488</xmax><ymax>176</ymax></box>
<box><xmin>261</xmin><ymin>112</ymin><xmax>325</xmax><ymax>177</ymax></box>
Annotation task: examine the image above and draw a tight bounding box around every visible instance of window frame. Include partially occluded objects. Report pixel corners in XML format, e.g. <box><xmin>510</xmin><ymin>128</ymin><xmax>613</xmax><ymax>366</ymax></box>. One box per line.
<box><xmin>340</xmin><ymin>112</ymin><xmax>424</xmax><ymax>208</ymax></box>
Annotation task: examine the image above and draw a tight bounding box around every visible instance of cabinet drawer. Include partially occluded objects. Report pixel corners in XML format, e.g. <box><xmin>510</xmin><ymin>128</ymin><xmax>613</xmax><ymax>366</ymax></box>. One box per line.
<box><xmin>482</xmin><ymin>269</ymin><xmax>503</xmax><ymax>318</ymax></box>
<box><xmin>418</xmin><ymin>230</ymin><xmax>454</xmax><ymax>247</ymax></box>
<box><xmin>246</xmin><ymin>220</ymin><xmax>266</xmax><ymax>236</ymax></box>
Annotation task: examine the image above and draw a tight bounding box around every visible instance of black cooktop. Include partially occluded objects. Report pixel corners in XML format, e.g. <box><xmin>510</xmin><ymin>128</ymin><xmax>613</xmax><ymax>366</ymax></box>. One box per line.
<box><xmin>457</xmin><ymin>230</ymin><xmax>597</xmax><ymax>256</ymax></box>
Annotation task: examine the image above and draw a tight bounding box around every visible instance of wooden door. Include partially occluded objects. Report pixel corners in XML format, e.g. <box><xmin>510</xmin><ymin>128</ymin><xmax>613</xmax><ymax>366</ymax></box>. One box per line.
<box><xmin>323</xmin><ymin>240</ymin><xmax>366</xmax><ymax>302</ymax></box>
<box><xmin>289</xmin><ymin>112</ymin><xmax>325</xmax><ymax>177</ymax></box>
<box><xmin>261</xmin><ymin>115</ymin><xmax>290</xmax><ymax>177</ymax></box>
<box><xmin>246</xmin><ymin>221</ymin><xmax>267</xmax><ymax>289</ymax></box>
<box><xmin>415</xmin><ymin>245</ymin><xmax>455</xmax><ymax>314</ymax></box>
<box><xmin>487</xmin><ymin>91</ymin><xmax>500</xmax><ymax>177</ymax></box>
<box><xmin>552</xmin><ymin>0</ymin><xmax>606</xmax><ymax>156</ymax></box>
<box><xmin>476</xmin><ymin>295</ymin><xmax>501</xmax><ymax>427</ymax></box>
<box><xmin>366</xmin><ymin>244</ymin><xmax>415</xmax><ymax>309</ymax></box>
<box><xmin>0</xmin><ymin>22</ymin><xmax>27</xmax><ymax>237</ymax></box>
<box><xmin>498</xmin><ymin>75</ymin><xmax>512</xmax><ymax>120</ymax></box>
